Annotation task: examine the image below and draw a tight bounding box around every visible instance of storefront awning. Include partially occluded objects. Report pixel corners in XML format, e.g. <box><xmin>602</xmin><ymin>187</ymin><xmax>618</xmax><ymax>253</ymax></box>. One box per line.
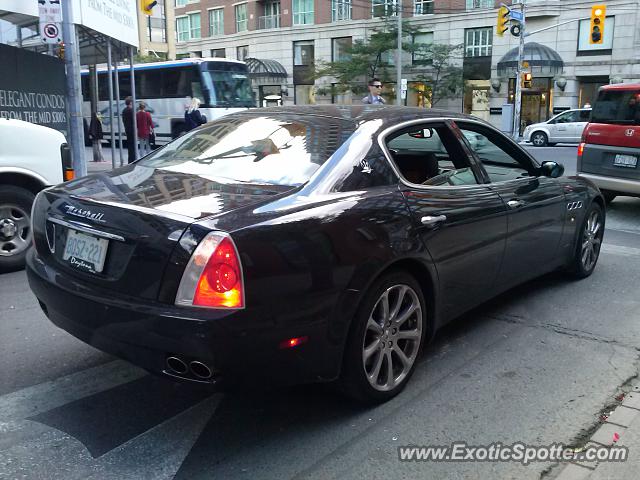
<box><xmin>497</xmin><ymin>42</ymin><xmax>564</xmax><ymax>77</ymax></box>
<box><xmin>245</xmin><ymin>57</ymin><xmax>288</xmax><ymax>79</ymax></box>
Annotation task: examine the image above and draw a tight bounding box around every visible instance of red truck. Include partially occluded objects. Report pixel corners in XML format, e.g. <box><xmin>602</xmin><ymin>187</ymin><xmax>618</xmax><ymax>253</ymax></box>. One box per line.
<box><xmin>577</xmin><ymin>83</ymin><xmax>640</xmax><ymax>203</ymax></box>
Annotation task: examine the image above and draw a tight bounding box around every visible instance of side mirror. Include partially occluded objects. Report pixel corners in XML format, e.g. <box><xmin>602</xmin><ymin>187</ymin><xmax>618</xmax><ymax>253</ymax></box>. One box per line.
<box><xmin>408</xmin><ymin>128</ymin><xmax>433</xmax><ymax>139</ymax></box>
<box><xmin>540</xmin><ymin>161</ymin><xmax>565</xmax><ymax>178</ymax></box>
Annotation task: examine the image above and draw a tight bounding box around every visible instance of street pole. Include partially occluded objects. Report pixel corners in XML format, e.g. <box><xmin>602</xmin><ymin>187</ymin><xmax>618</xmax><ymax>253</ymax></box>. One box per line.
<box><xmin>512</xmin><ymin>0</ymin><xmax>526</xmax><ymax>140</ymax></box>
<box><xmin>107</xmin><ymin>39</ymin><xmax>116</xmax><ymax>170</ymax></box>
<box><xmin>130</xmin><ymin>47</ymin><xmax>139</xmax><ymax>160</ymax></box>
<box><xmin>113</xmin><ymin>50</ymin><xmax>124</xmax><ymax>167</ymax></box>
<box><xmin>61</xmin><ymin>0</ymin><xmax>86</xmax><ymax>177</ymax></box>
<box><xmin>396</xmin><ymin>0</ymin><xmax>403</xmax><ymax>106</ymax></box>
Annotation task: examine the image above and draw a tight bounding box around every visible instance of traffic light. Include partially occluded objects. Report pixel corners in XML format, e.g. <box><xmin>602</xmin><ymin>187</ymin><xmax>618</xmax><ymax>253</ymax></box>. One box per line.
<box><xmin>590</xmin><ymin>5</ymin><xmax>606</xmax><ymax>44</ymax></box>
<box><xmin>497</xmin><ymin>6</ymin><xmax>510</xmax><ymax>37</ymax></box>
<box><xmin>523</xmin><ymin>72</ymin><xmax>533</xmax><ymax>89</ymax></box>
<box><xmin>140</xmin><ymin>0</ymin><xmax>158</xmax><ymax>16</ymax></box>
<box><xmin>57</xmin><ymin>42</ymin><xmax>65</xmax><ymax>60</ymax></box>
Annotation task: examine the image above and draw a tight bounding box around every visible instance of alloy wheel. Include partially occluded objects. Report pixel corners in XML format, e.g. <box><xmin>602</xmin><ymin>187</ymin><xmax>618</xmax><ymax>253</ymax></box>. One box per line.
<box><xmin>581</xmin><ymin>210</ymin><xmax>602</xmax><ymax>272</ymax></box>
<box><xmin>532</xmin><ymin>133</ymin><xmax>547</xmax><ymax>147</ymax></box>
<box><xmin>0</xmin><ymin>205</ymin><xmax>31</xmax><ymax>257</ymax></box>
<box><xmin>362</xmin><ymin>284</ymin><xmax>422</xmax><ymax>392</ymax></box>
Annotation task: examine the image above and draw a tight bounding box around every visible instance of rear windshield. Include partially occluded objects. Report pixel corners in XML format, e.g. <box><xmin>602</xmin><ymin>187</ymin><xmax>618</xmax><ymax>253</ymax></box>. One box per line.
<box><xmin>139</xmin><ymin>114</ymin><xmax>356</xmax><ymax>186</ymax></box>
<box><xmin>591</xmin><ymin>89</ymin><xmax>640</xmax><ymax>125</ymax></box>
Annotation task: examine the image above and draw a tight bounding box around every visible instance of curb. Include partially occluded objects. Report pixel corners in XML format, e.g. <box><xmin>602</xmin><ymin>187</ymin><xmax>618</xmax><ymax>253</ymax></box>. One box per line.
<box><xmin>554</xmin><ymin>384</ymin><xmax>640</xmax><ymax>479</ymax></box>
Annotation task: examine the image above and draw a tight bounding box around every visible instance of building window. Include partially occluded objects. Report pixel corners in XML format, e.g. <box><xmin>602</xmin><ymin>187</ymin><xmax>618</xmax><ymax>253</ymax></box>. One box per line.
<box><xmin>260</xmin><ymin>1</ymin><xmax>281</xmax><ymax>29</ymax></box>
<box><xmin>466</xmin><ymin>0</ymin><xmax>493</xmax><ymax>8</ymax></box>
<box><xmin>176</xmin><ymin>16</ymin><xmax>189</xmax><ymax>42</ymax></box>
<box><xmin>332</xmin><ymin>0</ymin><xmax>351</xmax><ymax>21</ymax></box>
<box><xmin>209</xmin><ymin>8</ymin><xmax>224</xmax><ymax>36</ymax></box>
<box><xmin>292</xmin><ymin>0</ymin><xmax>314</xmax><ymax>25</ymax></box>
<box><xmin>465</xmin><ymin>27</ymin><xmax>492</xmax><ymax>57</ymax></box>
<box><xmin>294</xmin><ymin>40</ymin><xmax>314</xmax><ymax>66</ymax></box>
<box><xmin>332</xmin><ymin>37</ymin><xmax>352</xmax><ymax>61</ymax></box>
<box><xmin>577</xmin><ymin>16</ymin><xmax>615</xmax><ymax>54</ymax></box>
<box><xmin>211</xmin><ymin>48</ymin><xmax>225</xmax><ymax>58</ymax></box>
<box><xmin>372</xmin><ymin>0</ymin><xmax>397</xmax><ymax>17</ymax></box>
<box><xmin>412</xmin><ymin>32</ymin><xmax>433</xmax><ymax>64</ymax></box>
<box><xmin>237</xmin><ymin>45</ymin><xmax>249</xmax><ymax>61</ymax></box>
<box><xmin>414</xmin><ymin>0</ymin><xmax>434</xmax><ymax>15</ymax></box>
<box><xmin>176</xmin><ymin>0</ymin><xmax>187</xmax><ymax>6</ymax></box>
<box><xmin>235</xmin><ymin>4</ymin><xmax>248</xmax><ymax>32</ymax></box>
<box><xmin>146</xmin><ymin>0</ymin><xmax>167</xmax><ymax>43</ymax></box>
<box><xmin>188</xmin><ymin>12</ymin><xmax>201</xmax><ymax>39</ymax></box>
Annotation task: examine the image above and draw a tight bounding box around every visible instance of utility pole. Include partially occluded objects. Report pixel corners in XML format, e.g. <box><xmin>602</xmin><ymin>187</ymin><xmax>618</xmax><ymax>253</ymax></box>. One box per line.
<box><xmin>512</xmin><ymin>0</ymin><xmax>526</xmax><ymax>140</ymax></box>
<box><xmin>396</xmin><ymin>0</ymin><xmax>402</xmax><ymax>106</ymax></box>
<box><xmin>61</xmin><ymin>0</ymin><xmax>86</xmax><ymax>177</ymax></box>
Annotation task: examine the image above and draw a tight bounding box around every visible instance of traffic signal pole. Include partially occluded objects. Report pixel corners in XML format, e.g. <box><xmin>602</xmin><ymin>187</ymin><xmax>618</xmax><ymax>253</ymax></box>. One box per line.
<box><xmin>396</xmin><ymin>0</ymin><xmax>403</xmax><ymax>106</ymax></box>
<box><xmin>512</xmin><ymin>0</ymin><xmax>526</xmax><ymax>140</ymax></box>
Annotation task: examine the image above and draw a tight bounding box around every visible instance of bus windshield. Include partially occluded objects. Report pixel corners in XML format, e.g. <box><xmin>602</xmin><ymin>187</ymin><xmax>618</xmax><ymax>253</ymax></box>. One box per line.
<box><xmin>591</xmin><ymin>90</ymin><xmax>640</xmax><ymax>125</ymax></box>
<box><xmin>202</xmin><ymin>70</ymin><xmax>254</xmax><ymax>108</ymax></box>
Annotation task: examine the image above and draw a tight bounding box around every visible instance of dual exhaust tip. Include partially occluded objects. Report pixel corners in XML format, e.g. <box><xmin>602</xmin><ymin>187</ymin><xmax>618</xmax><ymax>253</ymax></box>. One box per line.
<box><xmin>166</xmin><ymin>356</ymin><xmax>212</xmax><ymax>379</ymax></box>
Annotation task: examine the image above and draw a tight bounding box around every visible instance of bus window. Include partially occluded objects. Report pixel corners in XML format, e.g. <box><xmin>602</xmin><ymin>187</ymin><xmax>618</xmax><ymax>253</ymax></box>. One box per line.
<box><xmin>139</xmin><ymin>69</ymin><xmax>163</xmax><ymax>99</ymax></box>
<box><xmin>163</xmin><ymin>67</ymin><xmax>193</xmax><ymax>97</ymax></box>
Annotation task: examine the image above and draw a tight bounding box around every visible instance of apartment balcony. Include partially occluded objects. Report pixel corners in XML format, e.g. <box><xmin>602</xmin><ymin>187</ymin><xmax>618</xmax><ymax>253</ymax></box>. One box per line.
<box><xmin>257</xmin><ymin>14</ymin><xmax>281</xmax><ymax>30</ymax></box>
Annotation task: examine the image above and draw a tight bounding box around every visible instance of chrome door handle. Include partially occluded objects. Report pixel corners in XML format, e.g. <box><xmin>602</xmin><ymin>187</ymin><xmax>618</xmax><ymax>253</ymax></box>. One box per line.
<box><xmin>421</xmin><ymin>215</ymin><xmax>447</xmax><ymax>226</ymax></box>
<box><xmin>507</xmin><ymin>199</ymin><xmax>525</xmax><ymax>209</ymax></box>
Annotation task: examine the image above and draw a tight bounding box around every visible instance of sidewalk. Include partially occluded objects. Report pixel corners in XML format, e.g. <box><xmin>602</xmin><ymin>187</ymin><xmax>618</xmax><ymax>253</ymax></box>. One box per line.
<box><xmin>84</xmin><ymin>145</ymin><xmax>126</xmax><ymax>174</ymax></box>
<box><xmin>556</xmin><ymin>386</ymin><xmax>640</xmax><ymax>479</ymax></box>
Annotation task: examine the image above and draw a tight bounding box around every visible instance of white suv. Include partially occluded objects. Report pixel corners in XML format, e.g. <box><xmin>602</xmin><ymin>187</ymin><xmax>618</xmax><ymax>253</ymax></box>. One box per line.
<box><xmin>523</xmin><ymin>108</ymin><xmax>591</xmax><ymax>146</ymax></box>
<box><xmin>0</xmin><ymin>119</ymin><xmax>73</xmax><ymax>271</ymax></box>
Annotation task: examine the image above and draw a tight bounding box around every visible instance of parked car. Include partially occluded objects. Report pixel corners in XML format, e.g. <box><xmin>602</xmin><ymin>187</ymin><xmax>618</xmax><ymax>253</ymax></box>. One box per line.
<box><xmin>577</xmin><ymin>83</ymin><xmax>640</xmax><ymax>204</ymax></box>
<box><xmin>523</xmin><ymin>108</ymin><xmax>591</xmax><ymax>146</ymax></box>
<box><xmin>0</xmin><ymin>119</ymin><xmax>73</xmax><ymax>271</ymax></box>
<box><xmin>27</xmin><ymin>106</ymin><xmax>605</xmax><ymax>403</ymax></box>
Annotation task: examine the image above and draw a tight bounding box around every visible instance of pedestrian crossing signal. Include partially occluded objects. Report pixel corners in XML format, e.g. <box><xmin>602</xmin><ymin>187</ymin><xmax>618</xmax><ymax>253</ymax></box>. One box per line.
<box><xmin>523</xmin><ymin>73</ymin><xmax>533</xmax><ymax>89</ymax></box>
<box><xmin>590</xmin><ymin>5</ymin><xmax>606</xmax><ymax>44</ymax></box>
<box><xmin>497</xmin><ymin>6</ymin><xmax>510</xmax><ymax>37</ymax></box>
<box><xmin>140</xmin><ymin>0</ymin><xmax>158</xmax><ymax>16</ymax></box>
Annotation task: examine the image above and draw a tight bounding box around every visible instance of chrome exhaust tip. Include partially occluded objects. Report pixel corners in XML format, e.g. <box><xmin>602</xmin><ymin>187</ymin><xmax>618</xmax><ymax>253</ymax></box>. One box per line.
<box><xmin>166</xmin><ymin>356</ymin><xmax>188</xmax><ymax>375</ymax></box>
<box><xmin>189</xmin><ymin>361</ymin><xmax>212</xmax><ymax>379</ymax></box>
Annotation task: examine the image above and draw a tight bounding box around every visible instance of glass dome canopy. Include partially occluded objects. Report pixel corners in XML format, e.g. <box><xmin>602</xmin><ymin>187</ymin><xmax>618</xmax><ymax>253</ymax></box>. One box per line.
<box><xmin>497</xmin><ymin>42</ymin><xmax>564</xmax><ymax>77</ymax></box>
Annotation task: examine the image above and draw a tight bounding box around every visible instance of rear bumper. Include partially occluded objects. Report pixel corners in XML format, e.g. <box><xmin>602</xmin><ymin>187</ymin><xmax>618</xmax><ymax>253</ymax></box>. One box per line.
<box><xmin>576</xmin><ymin>172</ymin><xmax>640</xmax><ymax>196</ymax></box>
<box><xmin>26</xmin><ymin>249</ymin><xmax>344</xmax><ymax>389</ymax></box>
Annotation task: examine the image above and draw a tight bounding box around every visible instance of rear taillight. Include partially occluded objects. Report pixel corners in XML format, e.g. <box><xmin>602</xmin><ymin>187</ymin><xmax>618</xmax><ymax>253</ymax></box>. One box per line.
<box><xmin>175</xmin><ymin>232</ymin><xmax>244</xmax><ymax>309</ymax></box>
<box><xmin>578</xmin><ymin>142</ymin><xmax>585</xmax><ymax>157</ymax></box>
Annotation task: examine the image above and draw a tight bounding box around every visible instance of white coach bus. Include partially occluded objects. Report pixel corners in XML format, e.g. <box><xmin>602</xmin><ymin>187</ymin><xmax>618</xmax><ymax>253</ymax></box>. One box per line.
<box><xmin>80</xmin><ymin>58</ymin><xmax>255</xmax><ymax>145</ymax></box>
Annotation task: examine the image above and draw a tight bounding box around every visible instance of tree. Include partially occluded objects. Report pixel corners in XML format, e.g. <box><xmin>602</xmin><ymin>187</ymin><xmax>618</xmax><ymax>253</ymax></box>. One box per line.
<box><xmin>410</xmin><ymin>43</ymin><xmax>464</xmax><ymax>107</ymax></box>
<box><xmin>313</xmin><ymin>18</ymin><xmax>421</xmax><ymax>97</ymax></box>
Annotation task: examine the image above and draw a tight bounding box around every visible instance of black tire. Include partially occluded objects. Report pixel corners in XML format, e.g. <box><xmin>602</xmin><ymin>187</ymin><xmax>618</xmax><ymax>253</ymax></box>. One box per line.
<box><xmin>602</xmin><ymin>190</ymin><xmax>617</xmax><ymax>205</ymax></box>
<box><xmin>566</xmin><ymin>202</ymin><xmax>604</xmax><ymax>278</ymax></box>
<box><xmin>531</xmin><ymin>131</ymin><xmax>548</xmax><ymax>147</ymax></box>
<box><xmin>339</xmin><ymin>271</ymin><xmax>427</xmax><ymax>403</ymax></box>
<box><xmin>0</xmin><ymin>185</ymin><xmax>36</xmax><ymax>272</ymax></box>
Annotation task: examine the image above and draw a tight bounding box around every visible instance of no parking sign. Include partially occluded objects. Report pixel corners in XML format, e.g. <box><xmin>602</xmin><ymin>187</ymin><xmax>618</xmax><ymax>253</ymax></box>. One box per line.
<box><xmin>38</xmin><ymin>0</ymin><xmax>63</xmax><ymax>44</ymax></box>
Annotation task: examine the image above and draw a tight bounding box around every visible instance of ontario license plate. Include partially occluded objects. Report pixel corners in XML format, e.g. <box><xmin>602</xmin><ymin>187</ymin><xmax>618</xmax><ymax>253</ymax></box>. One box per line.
<box><xmin>613</xmin><ymin>154</ymin><xmax>638</xmax><ymax>168</ymax></box>
<box><xmin>62</xmin><ymin>229</ymin><xmax>109</xmax><ymax>273</ymax></box>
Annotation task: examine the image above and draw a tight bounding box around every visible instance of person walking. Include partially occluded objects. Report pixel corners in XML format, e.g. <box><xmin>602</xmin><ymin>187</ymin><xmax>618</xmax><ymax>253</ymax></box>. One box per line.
<box><xmin>136</xmin><ymin>102</ymin><xmax>154</xmax><ymax>157</ymax></box>
<box><xmin>121</xmin><ymin>96</ymin><xmax>136</xmax><ymax>163</ymax></box>
<box><xmin>184</xmin><ymin>97</ymin><xmax>207</xmax><ymax>132</ymax></box>
<box><xmin>89</xmin><ymin>112</ymin><xmax>104</xmax><ymax>162</ymax></box>
<box><xmin>362</xmin><ymin>78</ymin><xmax>386</xmax><ymax>105</ymax></box>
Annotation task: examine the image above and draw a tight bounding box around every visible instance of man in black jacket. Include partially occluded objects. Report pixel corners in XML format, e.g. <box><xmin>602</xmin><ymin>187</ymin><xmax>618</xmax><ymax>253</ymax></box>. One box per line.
<box><xmin>121</xmin><ymin>97</ymin><xmax>136</xmax><ymax>163</ymax></box>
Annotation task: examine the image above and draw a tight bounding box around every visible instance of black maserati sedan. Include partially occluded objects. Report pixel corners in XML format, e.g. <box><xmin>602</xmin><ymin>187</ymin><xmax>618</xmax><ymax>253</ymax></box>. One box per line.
<box><xmin>27</xmin><ymin>106</ymin><xmax>605</xmax><ymax>403</ymax></box>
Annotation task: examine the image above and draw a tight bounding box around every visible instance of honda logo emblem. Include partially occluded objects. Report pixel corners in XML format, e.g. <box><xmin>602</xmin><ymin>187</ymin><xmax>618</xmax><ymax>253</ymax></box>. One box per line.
<box><xmin>625</xmin><ymin>129</ymin><xmax>635</xmax><ymax>137</ymax></box>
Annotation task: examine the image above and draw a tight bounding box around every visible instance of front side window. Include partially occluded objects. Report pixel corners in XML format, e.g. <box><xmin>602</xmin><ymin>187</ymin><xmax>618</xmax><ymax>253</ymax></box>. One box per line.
<box><xmin>201</xmin><ymin>69</ymin><xmax>254</xmax><ymax>107</ymax></box>
<box><xmin>235</xmin><ymin>4</ymin><xmax>248</xmax><ymax>32</ymax></box>
<box><xmin>465</xmin><ymin>27</ymin><xmax>492</xmax><ymax>57</ymax></box>
<box><xmin>414</xmin><ymin>0</ymin><xmax>434</xmax><ymax>15</ymax></box>
<box><xmin>457</xmin><ymin>124</ymin><xmax>534</xmax><ymax>182</ymax></box>
<box><xmin>386</xmin><ymin>124</ymin><xmax>478</xmax><ymax>187</ymax></box>
<box><xmin>332</xmin><ymin>0</ymin><xmax>351</xmax><ymax>21</ymax></box>
<box><xmin>372</xmin><ymin>0</ymin><xmax>397</xmax><ymax>17</ymax></box>
<box><xmin>138</xmin><ymin>114</ymin><xmax>356</xmax><ymax>187</ymax></box>
<box><xmin>293</xmin><ymin>0</ymin><xmax>314</xmax><ymax>25</ymax></box>
<box><xmin>209</xmin><ymin>8</ymin><xmax>224</xmax><ymax>36</ymax></box>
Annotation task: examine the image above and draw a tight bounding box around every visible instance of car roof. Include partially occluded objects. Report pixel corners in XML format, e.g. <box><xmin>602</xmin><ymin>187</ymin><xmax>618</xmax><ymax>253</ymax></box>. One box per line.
<box><xmin>236</xmin><ymin>105</ymin><xmax>486</xmax><ymax>128</ymax></box>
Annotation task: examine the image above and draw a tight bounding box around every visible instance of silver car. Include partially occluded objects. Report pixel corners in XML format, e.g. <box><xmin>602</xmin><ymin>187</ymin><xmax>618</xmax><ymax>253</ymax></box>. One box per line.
<box><xmin>523</xmin><ymin>108</ymin><xmax>591</xmax><ymax>146</ymax></box>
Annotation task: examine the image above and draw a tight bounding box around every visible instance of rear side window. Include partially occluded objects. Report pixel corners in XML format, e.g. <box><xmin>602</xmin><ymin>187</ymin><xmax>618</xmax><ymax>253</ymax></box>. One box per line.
<box><xmin>591</xmin><ymin>90</ymin><xmax>640</xmax><ymax>125</ymax></box>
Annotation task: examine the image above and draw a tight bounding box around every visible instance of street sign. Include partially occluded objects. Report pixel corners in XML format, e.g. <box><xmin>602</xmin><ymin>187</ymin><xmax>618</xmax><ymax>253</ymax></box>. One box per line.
<box><xmin>38</xmin><ymin>0</ymin><xmax>62</xmax><ymax>44</ymax></box>
<box><xmin>510</xmin><ymin>10</ymin><xmax>524</xmax><ymax>22</ymax></box>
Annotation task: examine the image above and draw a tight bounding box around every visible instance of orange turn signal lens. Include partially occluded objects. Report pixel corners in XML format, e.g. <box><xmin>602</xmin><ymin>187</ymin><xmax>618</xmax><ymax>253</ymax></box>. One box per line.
<box><xmin>63</xmin><ymin>169</ymin><xmax>75</xmax><ymax>181</ymax></box>
<box><xmin>279</xmin><ymin>336</ymin><xmax>309</xmax><ymax>349</ymax></box>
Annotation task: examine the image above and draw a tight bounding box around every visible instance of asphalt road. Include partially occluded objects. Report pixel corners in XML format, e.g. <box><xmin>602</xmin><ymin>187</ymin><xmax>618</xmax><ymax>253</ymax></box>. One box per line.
<box><xmin>1</xmin><ymin>148</ymin><xmax>639</xmax><ymax>480</ymax></box>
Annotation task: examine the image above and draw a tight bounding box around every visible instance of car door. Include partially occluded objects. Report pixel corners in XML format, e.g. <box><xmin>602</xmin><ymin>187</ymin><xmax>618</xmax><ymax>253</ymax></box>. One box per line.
<box><xmin>551</xmin><ymin>111</ymin><xmax>577</xmax><ymax>142</ymax></box>
<box><xmin>383</xmin><ymin>120</ymin><xmax>508</xmax><ymax>320</ymax></box>
<box><xmin>454</xmin><ymin>121</ymin><xmax>566</xmax><ymax>291</ymax></box>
